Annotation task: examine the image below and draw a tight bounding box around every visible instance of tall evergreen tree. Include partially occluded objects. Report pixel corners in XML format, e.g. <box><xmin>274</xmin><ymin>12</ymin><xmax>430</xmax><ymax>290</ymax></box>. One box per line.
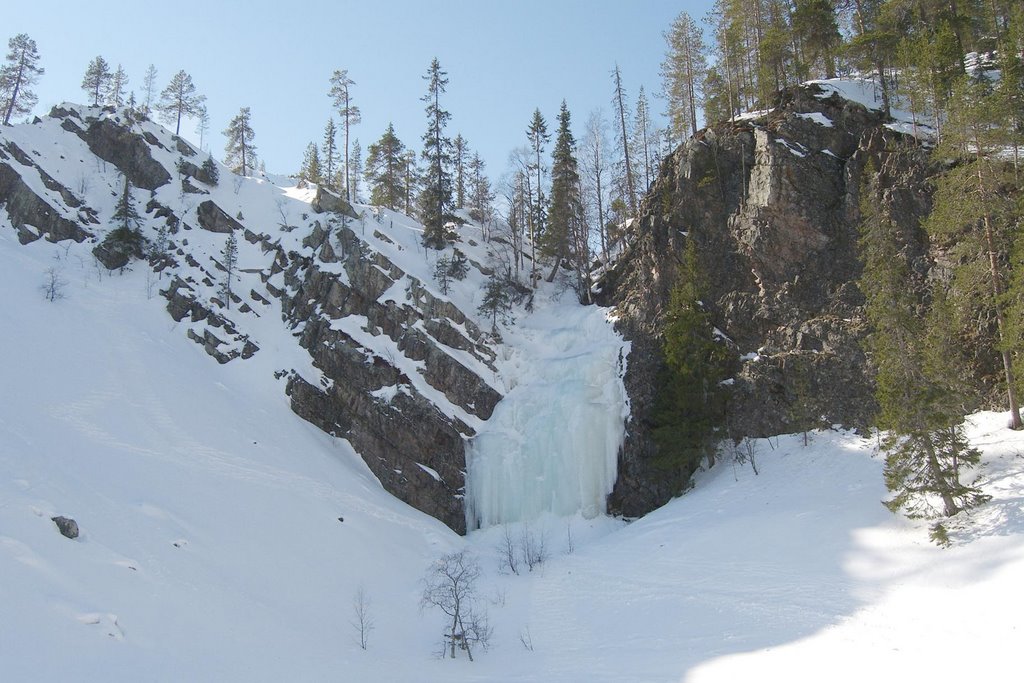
<box><xmin>81</xmin><ymin>55</ymin><xmax>111</xmax><ymax>107</ymax></box>
<box><xmin>220</xmin><ymin>230</ymin><xmax>238</xmax><ymax>309</ymax></box>
<box><xmin>419</xmin><ymin>58</ymin><xmax>454</xmax><ymax>249</ymax></box>
<box><xmin>322</xmin><ymin>117</ymin><xmax>339</xmax><ymax>190</ymax></box>
<box><xmin>195</xmin><ymin>104</ymin><xmax>210</xmax><ymax>150</ymax></box>
<box><xmin>103</xmin><ymin>173</ymin><xmax>146</xmax><ymax>265</ymax></box>
<box><xmin>925</xmin><ymin>77</ymin><xmax>1023</xmax><ymax>429</ymax></box>
<box><xmin>542</xmin><ymin>101</ymin><xmax>584</xmax><ymax>291</ymax></box>
<box><xmin>632</xmin><ymin>86</ymin><xmax>656</xmax><ymax>190</ymax></box>
<box><xmin>0</xmin><ymin>33</ymin><xmax>44</xmax><ymax>126</ymax></box>
<box><xmin>328</xmin><ymin>69</ymin><xmax>360</xmax><ymax>199</ymax></box>
<box><xmin>365</xmin><ymin>123</ymin><xmax>406</xmax><ymax>211</ymax></box>
<box><xmin>453</xmin><ymin>134</ymin><xmax>470</xmax><ymax>209</ymax></box>
<box><xmin>660</xmin><ymin>11</ymin><xmax>707</xmax><ymax>145</ymax></box>
<box><xmin>223</xmin><ymin>107</ymin><xmax>256</xmax><ymax>176</ymax></box>
<box><xmin>611</xmin><ymin>64</ymin><xmax>638</xmax><ymax>214</ymax></box>
<box><xmin>526</xmin><ymin>108</ymin><xmax>550</xmax><ymax>286</ymax></box>
<box><xmin>300</xmin><ymin>142</ymin><xmax>323</xmax><ymax>185</ymax></box>
<box><xmin>651</xmin><ymin>238</ymin><xmax>730</xmax><ymax>482</ymax></box>
<box><xmin>158</xmin><ymin>70</ymin><xmax>205</xmax><ymax>135</ymax></box>
<box><xmin>466</xmin><ymin>152</ymin><xmax>494</xmax><ymax>227</ymax></box>
<box><xmin>107</xmin><ymin>64</ymin><xmax>129</xmax><ymax>107</ymax></box>
<box><xmin>792</xmin><ymin>0</ymin><xmax>841</xmax><ymax>79</ymax></box>
<box><xmin>349</xmin><ymin>138</ymin><xmax>363</xmax><ymax>202</ymax></box>
<box><xmin>858</xmin><ymin>166</ymin><xmax>987</xmax><ymax>524</ymax></box>
<box><xmin>140</xmin><ymin>64</ymin><xmax>158</xmax><ymax>118</ymax></box>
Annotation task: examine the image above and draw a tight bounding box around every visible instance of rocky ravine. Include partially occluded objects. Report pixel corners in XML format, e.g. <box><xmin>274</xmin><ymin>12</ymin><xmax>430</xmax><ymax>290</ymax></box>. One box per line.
<box><xmin>598</xmin><ymin>83</ymin><xmax>937</xmax><ymax>518</ymax></box>
<box><xmin>0</xmin><ymin>104</ymin><xmax>501</xmax><ymax>533</ymax></box>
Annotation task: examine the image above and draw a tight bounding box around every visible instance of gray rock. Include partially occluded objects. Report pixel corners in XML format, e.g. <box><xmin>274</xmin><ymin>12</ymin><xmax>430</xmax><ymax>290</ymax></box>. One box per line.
<box><xmin>197</xmin><ymin>200</ymin><xmax>243</xmax><ymax>233</ymax></box>
<box><xmin>598</xmin><ymin>83</ymin><xmax>936</xmax><ymax>518</ymax></box>
<box><xmin>310</xmin><ymin>186</ymin><xmax>359</xmax><ymax>218</ymax></box>
<box><xmin>51</xmin><ymin>516</ymin><xmax>79</xmax><ymax>539</ymax></box>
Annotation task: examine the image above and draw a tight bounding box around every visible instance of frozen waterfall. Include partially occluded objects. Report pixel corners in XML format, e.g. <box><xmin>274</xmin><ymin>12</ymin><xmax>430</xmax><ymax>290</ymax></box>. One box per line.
<box><xmin>464</xmin><ymin>303</ymin><xmax>629</xmax><ymax>530</ymax></box>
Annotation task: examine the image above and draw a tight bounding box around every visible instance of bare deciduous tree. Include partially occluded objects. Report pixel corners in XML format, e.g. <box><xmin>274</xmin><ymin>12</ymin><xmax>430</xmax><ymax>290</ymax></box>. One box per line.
<box><xmin>41</xmin><ymin>266</ymin><xmax>67</xmax><ymax>302</ymax></box>
<box><xmin>420</xmin><ymin>550</ymin><xmax>491</xmax><ymax>661</ymax></box>
<box><xmin>351</xmin><ymin>586</ymin><xmax>374</xmax><ymax>650</ymax></box>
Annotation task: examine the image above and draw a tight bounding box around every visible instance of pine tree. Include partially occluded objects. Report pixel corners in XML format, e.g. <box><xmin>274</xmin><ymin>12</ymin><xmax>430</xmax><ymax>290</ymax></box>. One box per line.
<box><xmin>223</xmin><ymin>107</ymin><xmax>256</xmax><ymax>177</ymax></box>
<box><xmin>925</xmin><ymin>77</ymin><xmax>1023</xmax><ymax>429</ymax></box>
<box><xmin>201</xmin><ymin>154</ymin><xmax>219</xmax><ymax>186</ymax></box>
<box><xmin>792</xmin><ymin>0</ymin><xmax>841</xmax><ymax>79</ymax></box>
<box><xmin>81</xmin><ymin>55</ymin><xmax>111</xmax><ymax>107</ymax></box>
<box><xmin>322</xmin><ymin>117</ymin><xmax>339</xmax><ymax>190</ymax></box>
<box><xmin>611</xmin><ymin>64</ymin><xmax>638</xmax><ymax>215</ymax></box>
<box><xmin>300</xmin><ymin>142</ymin><xmax>323</xmax><ymax>185</ymax></box>
<box><xmin>329</xmin><ymin>69</ymin><xmax>360</xmax><ymax>200</ymax></box>
<box><xmin>478</xmin><ymin>273</ymin><xmax>512</xmax><ymax>333</ymax></box>
<box><xmin>0</xmin><ymin>33</ymin><xmax>44</xmax><ymax>126</ymax></box>
<box><xmin>858</xmin><ymin>166</ymin><xmax>988</xmax><ymax>521</ymax></box>
<box><xmin>453</xmin><ymin>134</ymin><xmax>469</xmax><ymax>208</ymax></box>
<box><xmin>660</xmin><ymin>11</ymin><xmax>707</xmax><ymax>145</ymax></box>
<box><xmin>140</xmin><ymin>64</ymin><xmax>158</xmax><ymax>118</ymax></box>
<box><xmin>651</xmin><ymin>238</ymin><xmax>730</xmax><ymax>481</ymax></box>
<box><xmin>220</xmin><ymin>231</ymin><xmax>238</xmax><ymax>309</ymax></box>
<box><xmin>349</xmin><ymin>138</ymin><xmax>363</xmax><ymax>202</ymax></box>
<box><xmin>466</xmin><ymin>152</ymin><xmax>494</xmax><ymax>226</ymax></box>
<box><xmin>434</xmin><ymin>255</ymin><xmax>453</xmax><ymax>295</ymax></box>
<box><xmin>158</xmin><ymin>70</ymin><xmax>205</xmax><ymax>136</ymax></box>
<box><xmin>542</xmin><ymin>101</ymin><xmax>585</xmax><ymax>292</ymax></box>
<box><xmin>526</xmin><ymin>108</ymin><xmax>550</xmax><ymax>285</ymax></box>
<box><xmin>419</xmin><ymin>58</ymin><xmax>454</xmax><ymax>249</ymax></box>
<box><xmin>107</xmin><ymin>64</ymin><xmax>128</xmax><ymax>107</ymax></box>
<box><xmin>195</xmin><ymin>104</ymin><xmax>210</xmax><ymax>150</ymax></box>
<box><xmin>403</xmin><ymin>150</ymin><xmax>419</xmax><ymax>216</ymax></box>
<box><xmin>104</xmin><ymin>174</ymin><xmax>146</xmax><ymax>265</ymax></box>
<box><xmin>366</xmin><ymin>123</ymin><xmax>406</xmax><ymax>210</ymax></box>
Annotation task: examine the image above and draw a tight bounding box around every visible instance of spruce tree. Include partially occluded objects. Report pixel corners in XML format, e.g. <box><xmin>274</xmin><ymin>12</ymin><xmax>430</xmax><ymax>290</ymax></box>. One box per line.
<box><xmin>925</xmin><ymin>77</ymin><xmax>1023</xmax><ymax>429</ymax></box>
<box><xmin>366</xmin><ymin>123</ymin><xmax>406</xmax><ymax>210</ymax></box>
<box><xmin>200</xmin><ymin>154</ymin><xmax>219</xmax><ymax>186</ymax></box>
<box><xmin>107</xmin><ymin>64</ymin><xmax>128</xmax><ymax>107</ymax></box>
<box><xmin>542</xmin><ymin>101</ymin><xmax>584</xmax><ymax>288</ymax></box>
<box><xmin>220</xmin><ymin>231</ymin><xmax>238</xmax><ymax>309</ymax></box>
<box><xmin>140</xmin><ymin>64</ymin><xmax>158</xmax><ymax>118</ymax></box>
<box><xmin>651</xmin><ymin>238</ymin><xmax>730</xmax><ymax>481</ymax></box>
<box><xmin>434</xmin><ymin>255</ymin><xmax>453</xmax><ymax>295</ymax></box>
<box><xmin>453</xmin><ymin>133</ymin><xmax>469</xmax><ymax>208</ymax></box>
<box><xmin>104</xmin><ymin>174</ymin><xmax>146</xmax><ymax>264</ymax></box>
<box><xmin>300</xmin><ymin>142</ymin><xmax>322</xmax><ymax>185</ymax></box>
<box><xmin>81</xmin><ymin>56</ymin><xmax>111</xmax><ymax>107</ymax></box>
<box><xmin>349</xmin><ymin>138</ymin><xmax>363</xmax><ymax>202</ymax></box>
<box><xmin>322</xmin><ymin>118</ymin><xmax>339</xmax><ymax>190</ymax></box>
<box><xmin>526</xmin><ymin>109</ymin><xmax>550</xmax><ymax>285</ymax></box>
<box><xmin>858</xmin><ymin>167</ymin><xmax>987</xmax><ymax>522</ymax></box>
<box><xmin>419</xmin><ymin>58</ymin><xmax>454</xmax><ymax>249</ymax></box>
<box><xmin>466</xmin><ymin>152</ymin><xmax>494</xmax><ymax>226</ymax></box>
<box><xmin>0</xmin><ymin>33</ymin><xmax>44</xmax><ymax>126</ymax></box>
<box><xmin>223</xmin><ymin>107</ymin><xmax>256</xmax><ymax>176</ymax></box>
<box><xmin>158</xmin><ymin>70</ymin><xmax>205</xmax><ymax>135</ymax></box>
<box><xmin>478</xmin><ymin>273</ymin><xmax>512</xmax><ymax>333</ymax></box>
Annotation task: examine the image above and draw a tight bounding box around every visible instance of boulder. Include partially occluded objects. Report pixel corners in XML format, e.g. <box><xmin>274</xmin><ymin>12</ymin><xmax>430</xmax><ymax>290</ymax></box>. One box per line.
<box><xmin>51</xmin><ymin>516</ymin><xmax>79</xmax><ymax>539</ymax></box>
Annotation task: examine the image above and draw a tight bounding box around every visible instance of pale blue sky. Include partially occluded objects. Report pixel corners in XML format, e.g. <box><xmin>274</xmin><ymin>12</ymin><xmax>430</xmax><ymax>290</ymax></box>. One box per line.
<box><xmin>7</xmin><ymin>1</ymin><xmax>714</xmax><ymax>182</ymax></box>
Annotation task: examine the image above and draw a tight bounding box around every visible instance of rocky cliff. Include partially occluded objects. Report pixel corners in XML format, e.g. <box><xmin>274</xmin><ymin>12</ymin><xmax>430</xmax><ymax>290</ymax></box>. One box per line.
<box><xmin>0</xmin><ymin>104</ymin><xmax>505</xmax><ymax>533</ymax></box>
<box><xmin>598</xmin><ymin>82</ymin><xmax>936</xmax><ymax>517</ymax></box>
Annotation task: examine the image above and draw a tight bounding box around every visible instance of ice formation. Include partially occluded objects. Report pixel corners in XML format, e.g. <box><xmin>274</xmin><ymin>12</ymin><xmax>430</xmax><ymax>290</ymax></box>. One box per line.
<box><xmin>465</xmin><ymin>305</ymin><xmax>629</xmax><ymax>529</ymax></box>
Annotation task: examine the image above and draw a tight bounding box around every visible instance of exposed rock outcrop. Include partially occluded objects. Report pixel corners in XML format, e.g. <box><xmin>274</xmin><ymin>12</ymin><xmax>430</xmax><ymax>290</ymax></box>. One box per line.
<box><xmin>599</xmin><ymin>84</ymin><xmax>935</xmax><ymax>517</ymax></box>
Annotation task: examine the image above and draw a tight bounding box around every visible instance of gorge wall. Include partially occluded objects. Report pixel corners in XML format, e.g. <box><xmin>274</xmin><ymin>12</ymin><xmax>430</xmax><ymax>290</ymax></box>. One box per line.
<box><xmin>598</xmin><ymin>83</ymin><xmax>938</xmax><ymax>518</ymax></box>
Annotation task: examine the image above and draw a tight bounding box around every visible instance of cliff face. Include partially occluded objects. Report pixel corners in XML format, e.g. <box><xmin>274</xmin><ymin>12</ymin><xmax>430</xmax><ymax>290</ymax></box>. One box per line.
<box><xmin>598</xmin><ymin>83</ymin><xmax>935</xmax><ymax>517</ymax></box>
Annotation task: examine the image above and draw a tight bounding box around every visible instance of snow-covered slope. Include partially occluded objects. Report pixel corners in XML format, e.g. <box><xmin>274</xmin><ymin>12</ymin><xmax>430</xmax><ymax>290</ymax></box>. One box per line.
<box><xmin>0</xmin><ymin>103</ymin><xmax>629</xmax><ymax>532</ymax></box>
